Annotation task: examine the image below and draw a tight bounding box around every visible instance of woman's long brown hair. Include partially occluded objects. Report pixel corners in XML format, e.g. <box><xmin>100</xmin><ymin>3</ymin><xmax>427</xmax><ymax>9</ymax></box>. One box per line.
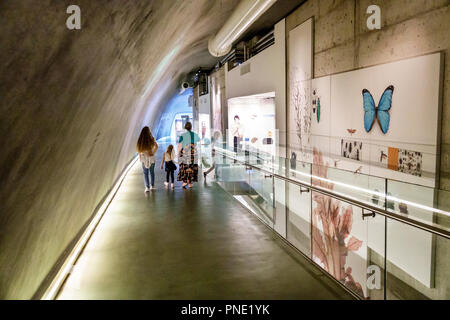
<box><xmin>137</xmin><ymin>126</ymin><xmax>157</xmax><ymax>154</ymax></box>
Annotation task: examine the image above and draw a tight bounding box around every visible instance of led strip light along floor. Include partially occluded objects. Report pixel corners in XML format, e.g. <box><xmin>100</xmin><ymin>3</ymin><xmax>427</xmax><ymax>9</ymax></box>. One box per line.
<box><xmin>41</xmin><ymin>156</ymin><xmax>138</xmax><ymax>300</ymax></box>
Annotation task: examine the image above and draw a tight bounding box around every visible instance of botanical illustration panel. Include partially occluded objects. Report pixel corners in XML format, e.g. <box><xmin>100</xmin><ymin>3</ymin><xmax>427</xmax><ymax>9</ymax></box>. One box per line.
<box><xmin>288</xmin><ymin>18</ymin><xmax>313</xmax><ymax>162</ymax></box>
<box><xmin>312</xmin><ymin>149</ymin><xmax>367</xmax><ymax>298</ymax></box>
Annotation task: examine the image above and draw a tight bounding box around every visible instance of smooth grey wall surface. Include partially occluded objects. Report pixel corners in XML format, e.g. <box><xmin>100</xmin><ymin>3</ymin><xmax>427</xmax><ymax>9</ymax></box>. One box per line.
<box><xmin>0</xmin><ymin>0</ymin><xmax>238</xmax><ymax>299</ymax></box>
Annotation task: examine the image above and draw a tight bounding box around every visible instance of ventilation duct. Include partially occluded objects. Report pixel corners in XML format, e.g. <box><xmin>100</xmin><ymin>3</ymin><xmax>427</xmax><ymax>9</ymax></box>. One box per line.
<box><xmin>208</xmin><ymin>0</ymin><xmax>277</xmax><ymax>57</ymax></box>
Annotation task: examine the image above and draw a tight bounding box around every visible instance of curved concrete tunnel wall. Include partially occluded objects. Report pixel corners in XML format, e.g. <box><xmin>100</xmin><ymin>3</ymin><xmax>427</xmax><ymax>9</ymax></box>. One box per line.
<box><xmin>0</xmin><ymin>0</ymin><xmax>239</xmax><ymax>299</ymax></box>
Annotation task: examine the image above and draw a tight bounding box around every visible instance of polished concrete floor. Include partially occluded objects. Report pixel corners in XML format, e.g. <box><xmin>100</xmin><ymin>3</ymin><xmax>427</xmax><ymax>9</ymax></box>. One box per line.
<box><xmin>57</xmin><ymin>146</ymin><xmax>353</xmax><ymax>300</ymax></box>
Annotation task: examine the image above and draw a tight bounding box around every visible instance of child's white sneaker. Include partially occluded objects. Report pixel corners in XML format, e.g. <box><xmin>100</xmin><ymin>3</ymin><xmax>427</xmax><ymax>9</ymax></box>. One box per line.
<box><xmin>150</xmin><ymin>186</ymin><xmax>156</xmax><ymax>190</ymax></box>
<box><xmin>171</xmin><ymin>183</ymin><xmax>175</xmax><ymax>189</ymax></box>
<box><xmin>145</xmin><ymin>187</ymin><xmax>150</xmax><ymax>193</ymax></box>
<box><xmin>164</xmin><ymin>182</ymin><xmax>169</xmax><ymax>188</ymax></box>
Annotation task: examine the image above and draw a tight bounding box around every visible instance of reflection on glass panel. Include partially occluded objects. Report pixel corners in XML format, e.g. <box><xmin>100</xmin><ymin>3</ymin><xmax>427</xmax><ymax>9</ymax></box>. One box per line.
<box><xmin>287</xmin><ymin>182</ymin><xmax>311</xmax><ymax>257</ymax></box>
<box><xmin>249</xmin><ymin>169</ymin><xmax>273</xmax><ymax>205</ymax></box>
<box><xmin>311</xmin><ymin>192</ymin><xmax>368</xmax><ymax>299</ymax></box>
<box><xmin>247</xmin><ymin>168</ymin><xmax>274</xmax><ymax>226</ymax></box>
<box><xmin>216</xmin><ymin>164</ymin><xmax>247</xmax><ymax>183</ymax></box>
<box><xmin>288</xmin><ymin>159</ymin><xmax>311</xmax><ymax>185</ymax></box>
<box><xmin>387</xmin><ymin>180</ymin><xmax>450</xmax><ymax>232</ymax></box>
<box><xmin>200</xmin><ymin>139</ymin><xmax>212</xmax><ymax>171</ymax></box>
<box><xmin>247</xmin><ymin>146</ymin><xmax>260</xmax><ymax>166</ymax></box>
<box><xmin>386</xmin><ymin>219</ymin><xmax>449</xmax><ymax>300</ymax></box>
<box><xmin>273</xmin><ymin>177</ymin><xmax>286</xmax><ymax>237</ymax></box>
<box><xmin>273</xmin><ymin>156</ymin><xmax>287</xmax><ymax>177</ymax></box>
<box><xmin>366</xmin><ymin>214</ymin><xmax>386</xmax><ymax>300</ymax></box>
<box><xmin>436</xmin><ymin>189</ymin><xmax>450</xmax><ymax>230</ymax></box>
<box><xmin>327</xmin><ymin>167</ymin><xmax>386</xmax><ymax>209</ymax></box>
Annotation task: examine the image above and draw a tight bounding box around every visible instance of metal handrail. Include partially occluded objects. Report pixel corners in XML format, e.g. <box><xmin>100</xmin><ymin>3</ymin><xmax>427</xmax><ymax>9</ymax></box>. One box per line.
<box><xmin>215</xmin><ymin>149</ymin><xmax>450</xmax><ymax>239</ymax></box>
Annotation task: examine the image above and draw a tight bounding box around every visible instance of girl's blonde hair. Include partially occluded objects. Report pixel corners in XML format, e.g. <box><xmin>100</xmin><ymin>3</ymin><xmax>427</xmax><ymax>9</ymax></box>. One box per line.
<box><xmin>166</xmin><ymin>144</ymin><xmax>174</xmax><ymax>154</ymax></box>
<box><xmin>137</xmin><ymin>126</ymin><xmax>157</xmax><ymax>154</ymax></box>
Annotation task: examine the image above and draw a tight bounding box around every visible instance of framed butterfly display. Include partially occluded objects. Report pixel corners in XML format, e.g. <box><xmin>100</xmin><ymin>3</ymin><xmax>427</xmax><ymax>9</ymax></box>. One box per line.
<box><xmin>362</xmin><ymin>85</ymin><xmax>394</xmax><ymax>134</ymax></box>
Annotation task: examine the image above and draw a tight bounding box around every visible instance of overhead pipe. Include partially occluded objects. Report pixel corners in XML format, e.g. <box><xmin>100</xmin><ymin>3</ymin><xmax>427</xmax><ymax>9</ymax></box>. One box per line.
<box><xmin>208</xmin><ymin>0</ymin><xmax>277</xmax><ymax>57</ymax></box>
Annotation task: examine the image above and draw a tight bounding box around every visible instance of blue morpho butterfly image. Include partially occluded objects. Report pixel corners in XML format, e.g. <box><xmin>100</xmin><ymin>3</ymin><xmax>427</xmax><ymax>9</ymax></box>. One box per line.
<box><xmin>362</xmin><ymin>85</ymin><xmax>394</xmax><ymax>134</ymax></box>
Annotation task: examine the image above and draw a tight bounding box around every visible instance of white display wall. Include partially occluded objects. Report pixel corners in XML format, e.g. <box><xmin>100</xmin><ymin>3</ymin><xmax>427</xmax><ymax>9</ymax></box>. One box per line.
<box><xmin>289</xmin><ymin>21</ymin><xmax>442</xmax><ymax>188</ymax></box>
<box><xmin>311</xmin><ymin>55</ymin><xmax>440</xmax><ymax>287</ymax></box>
<box><xmin>321</xmin><ymin>54</ymin><xmax>442</xmax><ymax>188</ymax></box>
<box><xmin>288</xmin><ymin>17</ymin><xmax>443</xmax><ymax>293</ymax></box>
<box><xmin>226</xmin><ymin>19</ymin><xmax>286</xmax><ymax>157</ymax></box>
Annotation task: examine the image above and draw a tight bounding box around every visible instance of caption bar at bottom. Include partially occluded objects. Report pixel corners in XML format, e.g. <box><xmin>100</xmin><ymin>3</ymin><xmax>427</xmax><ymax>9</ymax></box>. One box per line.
<box><xmin>180</xmin><ymin>304</ymin><xmax>270</xmax><ymax>318</ymax></box>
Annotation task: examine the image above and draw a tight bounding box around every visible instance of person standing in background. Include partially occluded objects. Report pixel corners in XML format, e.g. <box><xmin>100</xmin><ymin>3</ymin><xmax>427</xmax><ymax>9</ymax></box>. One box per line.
<box><xmin>137</xmin><ymin>126</ymin><xmax>158</xmax><ymax>193</ymax></box>
<box><xmin>232</xmin><ymin>115</ymin><xmax>243</xmax><ymax>153</ymax></box>
<box><xmin>203</xmin><ymin>131</ymin><xmax>222</xmax><ymax>180</ymax></box>
<box><xmin>201</xmin><ymin>121</ymin><xmax>206</xmax><ymax>140</ymax></box>
<box><xmin>161</xmin><ymin>144</ymin><xmax>177</xmax><ymax>189</ymax></box>
<box><xmin>177</xmin><ymin>122</ymin><xmax>200</xmax><ymax>189</ymax></box>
